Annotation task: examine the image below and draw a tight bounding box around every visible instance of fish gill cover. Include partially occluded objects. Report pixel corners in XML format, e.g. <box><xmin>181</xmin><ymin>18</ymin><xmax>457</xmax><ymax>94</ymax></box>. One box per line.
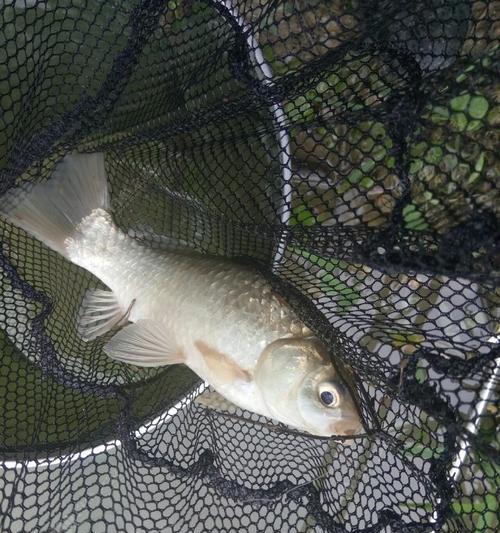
<box><xmin>0</xmin><ymin>0</ymin><xmax>498</xmax><ymax>532</ymax></box>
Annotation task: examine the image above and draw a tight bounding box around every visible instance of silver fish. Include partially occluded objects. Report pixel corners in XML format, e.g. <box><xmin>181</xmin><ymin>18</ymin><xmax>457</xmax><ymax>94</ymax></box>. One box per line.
<box><xmin>0</xmin><ymin>153</ymin><xmax>363</xmax><ymax>437</ymax></box>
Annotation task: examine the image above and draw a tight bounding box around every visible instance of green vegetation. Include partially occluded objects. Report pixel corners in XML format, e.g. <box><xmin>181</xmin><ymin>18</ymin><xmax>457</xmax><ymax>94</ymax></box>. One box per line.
<box><xmin>283</xmin><ymin>50</ymin><xmax>400</xmax><ymax>122</ymax></box>
<box><xmin>407</xmin><ymin>46</ymin><xmax>499</xmax><ymax>233</ymax></box>
<box><xmin>288</xmin><ymin>247</ymin><xmax>362</xmax><ymax>313</ymax></box>
<box><xmin>289</xmin><ymin>120</ymin><xmax>399</xmax><ymax>229</ymax></box>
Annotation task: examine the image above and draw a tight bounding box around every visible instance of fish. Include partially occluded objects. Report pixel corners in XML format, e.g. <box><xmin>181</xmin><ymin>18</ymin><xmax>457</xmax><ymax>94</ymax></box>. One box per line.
<box><xmin>0</xmin><ymin>152</ymin><xmax>364</xmax><ymax>437</ymax></box>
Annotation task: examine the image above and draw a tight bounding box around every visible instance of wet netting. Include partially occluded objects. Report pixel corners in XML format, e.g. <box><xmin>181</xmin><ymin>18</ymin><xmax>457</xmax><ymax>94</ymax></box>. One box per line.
<box><xmin>0</xmin><ymin>1</ymin><xmax>498</xmax><ymax>532</ymax></box>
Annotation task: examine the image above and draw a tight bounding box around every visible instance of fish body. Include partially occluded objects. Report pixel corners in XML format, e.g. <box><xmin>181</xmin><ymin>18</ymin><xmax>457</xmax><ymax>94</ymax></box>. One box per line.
<box><xmin>68</xmin><ymin>209</ymin><xmax>299</xmax><ymax>415</ymax></box>
<box><xmin>1</xmin><ymin>153</ymin><xmax>363</xmax><ymax>437</ymax></box>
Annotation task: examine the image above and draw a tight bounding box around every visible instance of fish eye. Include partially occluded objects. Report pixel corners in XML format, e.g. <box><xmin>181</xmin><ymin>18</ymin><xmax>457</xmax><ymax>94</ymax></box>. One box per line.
<box><xmin>318</xmin><ymin>383</ymin><xmax>339</xmax><ymax>408</ymax></box>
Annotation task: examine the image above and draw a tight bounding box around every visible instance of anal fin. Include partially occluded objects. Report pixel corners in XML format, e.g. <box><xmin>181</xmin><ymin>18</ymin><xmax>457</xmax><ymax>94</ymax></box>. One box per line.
<box><xmin>104</xmin><ymin>320</ymin><xmax>183</xmax><ymax>367</ymax></box>
<box><xmin>77</xmin><ymin>288</ymin><xmax>131</xmax><ymax>342</ymax></box>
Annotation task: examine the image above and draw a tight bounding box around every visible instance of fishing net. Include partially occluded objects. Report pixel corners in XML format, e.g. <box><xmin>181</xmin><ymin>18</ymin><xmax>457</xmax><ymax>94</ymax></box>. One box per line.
<box><xmin>0</xmin><ymin>0</ymin><xmax>498</xmax><ymax>531</ymax></box>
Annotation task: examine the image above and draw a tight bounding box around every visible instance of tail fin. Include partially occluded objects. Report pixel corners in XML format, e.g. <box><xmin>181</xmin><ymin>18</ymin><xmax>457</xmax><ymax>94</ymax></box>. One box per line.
<box><xmin>0</xmin><ymin>153</ymin><xmax>108</xmax><ymax>257</ymax></box>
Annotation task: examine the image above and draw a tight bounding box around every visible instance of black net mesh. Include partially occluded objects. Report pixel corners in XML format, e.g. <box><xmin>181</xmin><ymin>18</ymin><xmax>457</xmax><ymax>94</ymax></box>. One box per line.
<box><xmin>0</xmin><ymin>1</ymin><xmax>499</xmax><ymax>531</ymax></box>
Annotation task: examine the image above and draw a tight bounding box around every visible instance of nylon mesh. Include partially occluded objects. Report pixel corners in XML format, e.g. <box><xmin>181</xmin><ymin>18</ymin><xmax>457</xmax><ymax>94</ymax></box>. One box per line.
<box><xmin>0</xmin><ymin>1</ymin><xmax>498</xmax><ymax>532</ymax></box>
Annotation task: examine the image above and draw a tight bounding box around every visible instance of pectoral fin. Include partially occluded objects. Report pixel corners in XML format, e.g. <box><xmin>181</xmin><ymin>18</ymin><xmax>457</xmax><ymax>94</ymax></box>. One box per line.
<box><xmin>77</xmin><ymin>288</ymin><xmax>132</xmax><ymax>341</ymax></box>
<box><xmin>194</xmin><ymin>389</ymin><xmax>240</xmax><ymax>414</ymax></box>
<box><xmin>195</xmin><ymin>340</ymin><xmax>251</xmax><ymax>385</ymax></box>
<box><xmin>104</xmin><ymin>320</ymin><xmax>183</xmax><ymax>367</ymax></box>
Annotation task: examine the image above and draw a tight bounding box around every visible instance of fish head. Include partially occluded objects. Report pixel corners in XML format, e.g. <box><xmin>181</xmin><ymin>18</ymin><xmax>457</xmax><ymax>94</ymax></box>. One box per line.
<box><xmin>254</xmin><ymin>337</ymin><xmax>364</xmax><ymax>437</ymax></box>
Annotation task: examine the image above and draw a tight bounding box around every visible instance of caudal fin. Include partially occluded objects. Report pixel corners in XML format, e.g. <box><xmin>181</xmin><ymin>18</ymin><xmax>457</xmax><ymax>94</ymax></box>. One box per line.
<box><xmin>0</xmin><ymin>153</ymin><xmax>108</xmax><ymax>257</ymax></box>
